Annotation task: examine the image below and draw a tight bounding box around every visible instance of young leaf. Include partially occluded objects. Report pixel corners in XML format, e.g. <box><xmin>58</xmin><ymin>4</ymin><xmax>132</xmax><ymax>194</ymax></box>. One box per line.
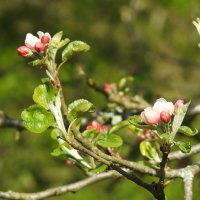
<box><xmin>62</xmin><ymin>40</ymin><xmax>90</xmax><ymax>62</ymax></box>
<box><xmin>51</xmin><ymin>31</ymin><xmax>63</xmax><ymax>44</ymax></box>
<box><xmin>50</xmin><ymin>128</ymin><xmax>63</xmax><ymax>140</ymax></box>
<box><xmin>68</xmin><ymin>99</ymin><xmax>95</xmax><ymax>122</ymax></box>
<box><xmin>109</xmin><ymin>120</ymin><xmax>130</xmax><ymax>133</ymax></box>
<box><xmin>175</xmin><ymin>141</ymin><xmax>191</xmax><ymax>153</ymax></box>
<box><xmin>83</xmin><ymin>129</ymin><xmax>98</xmax><ymax>138</ymax></box>
<box><xmin>170</xmin><ymin>102</ymin><xmax>190</xmax><ymax>141</ymax></box>
<box><xmin>51</xmin><ymin>146</ymin><xmax>71</xmax><ymax>160</ymax></box>
<box><xmin>21</xmin><ymin>105</ymin><xmax>55</xmax><ymax>133</ymax></box>
<box><xmin>96</xmin><ymin>134</ymin><xmax>123</xmax><ymax>148</ymax></box>
<box><xmin>178</xmin><ymin>126</ymin><xmax>199</xmax><ymax>136</ymax></box>
<box><xmin>140</xmin><ymin>141</ymin><xmax>161</xmax><ymax>162</ymax></box>
<box><xmin>33</xmin><ymin>83</ymin><xmax>57</xmax><ymax>109</ymax></box>
<box><xmin>89</xmin><ymin>164</ymin><xmax>107</xmax><ymax>174</ymax></box>
<box><xmin>118</xmin><ymin>76</ymin><xmax>134</xmax><ymax>90</ymax></box>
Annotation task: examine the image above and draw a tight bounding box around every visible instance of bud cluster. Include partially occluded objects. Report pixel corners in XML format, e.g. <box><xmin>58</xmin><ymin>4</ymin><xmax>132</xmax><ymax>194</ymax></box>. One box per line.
<box><xmin>141</xmin><ymin>98</ymin><xmax>184</xmax><ymax>125</ymax></box>
<box><xmin>139</xmin><ymin>129</ymin><xmax>157</xmax><ymax>141</ymax></box>
<box><xmin>86</xmin><ymin>121</ymin><xmax>108</xmax><ymax>132</ymax></box>
<box><xmin>17</xmin><ymin>31</ymin><xmax>51</xmax><ymax>57</ymax></box>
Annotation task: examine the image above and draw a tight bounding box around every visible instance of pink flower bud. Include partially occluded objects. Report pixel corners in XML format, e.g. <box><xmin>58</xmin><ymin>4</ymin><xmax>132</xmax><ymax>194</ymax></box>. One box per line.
<box><xmin>103</xmin><ymin>83</ymin><xmax>116</xmax><ymax>93</ymax></box>
<box><xmin>17</xmin><ymin>46</ymin><xmax>33</xmax><ymax>57</ymax></box>
<box><xmin>160</xmin><ymin>111</ymin><xmax>171</xmax><ymax>123</ymax></box>
<box><xmin>34</xmin><ymin>42</ymin><xmax>46</xmax><ymax>52</ymax></box>
<box><xmin>41</xmin><ymin>35</ymin><xmax>50</xmax><ymax>44</ymax></box>
<box><xmin>174</xmin><ymin>99</ymin><xmax>184</xmax><ymax>112</ymax></box>
<box><xmin>86</xmin><ymin>121</ymin><xmax>108</xmax><ymax>132</ymax></box>
<box><xmin>141</xmin><ymin>107</ymin><xmax>160</xmax><ymax>125</ymax></box>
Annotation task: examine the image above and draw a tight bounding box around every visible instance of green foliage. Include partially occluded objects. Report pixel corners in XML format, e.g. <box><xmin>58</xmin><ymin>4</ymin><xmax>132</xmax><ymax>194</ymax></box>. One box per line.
<box><xmin>21</xmin><ymin>105</ymin><xmax>55</xmax><ymax>133</ymax></box>
<box><xmin>175</xmin><ymin>141</ymin><xmax>191</xmax><ymax>153</ymax></box>
<box><xmin>178</xmin><ymin>126</ymin><xmax>199</xmax><ymax>136</ymax></box>
<box><xmin>33</xmin><ymin>83</ymin><xmax>57</xmax><ymax>109</ymax></box>
<box><xmin>62</xmin><ymin>41</ymin><xmax>90</xmax><ymax>62</ymax></box>
<box><xmin>109</xmin><ymin>120</ymin><xmax>130</xmax><ymax>133</ymax></box>
<box><xmin>67</xmin><ymin>99</ymin><xmax>95</xmax><ymax>122</ymax></box>
<box><xmin>89</xmin><ymin>164</ymin><xmax>107</xmax><ymax>174</ymax></box>
<box><xmin>96</xmin><ymin>134</ymin><xmax>123</xmax><ymax>148</ymax></box>
<box><xmin>170</xmin><ymin>102</ymin><xmax>190</xmax><ymax>140</ymax></box>
<box><xmin>139</xmin><ymin>141</ymin><xmax>161</xmax><ymax>162</ymax></box>
<box><xmin>51</xmin><ymin>146</ymin><xmax>71</xmax><ymax>160</ymax></box>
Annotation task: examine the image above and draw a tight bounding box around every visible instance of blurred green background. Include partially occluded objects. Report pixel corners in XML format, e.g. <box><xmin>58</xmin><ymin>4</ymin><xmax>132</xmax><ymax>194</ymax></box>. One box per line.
<box><xmin>1</xmin><ymin>0</ymin><xmax>200</xmax><ymax>199</ymax></box>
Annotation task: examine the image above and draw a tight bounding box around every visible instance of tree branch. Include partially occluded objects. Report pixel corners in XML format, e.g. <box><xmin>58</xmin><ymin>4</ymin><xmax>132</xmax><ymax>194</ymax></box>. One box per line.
<box><xmin>168</xmin><ymin>143</ymin><xmax>200</xmax><ymax>161</ymax></box>
<box><xmin>0</xmin><ymin>111</ymin><xmax>24</xmax><ymax>130</ymax></box>
<box><xmin>0</xmin><ymin>171</ymin><xmax>121</xmax><ymax>200</ymax></box>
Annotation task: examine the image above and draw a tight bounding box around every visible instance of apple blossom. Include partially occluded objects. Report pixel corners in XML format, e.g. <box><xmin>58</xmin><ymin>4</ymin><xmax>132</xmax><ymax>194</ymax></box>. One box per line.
<box><xmin>141</xmin><ymin>107</ymin><xmax>160</xmax><ymax>125</ymax></box>
<box><xmin>141</xmin><ymin>98</ymin><xmax>174</xmax><ymax>125</ymax></box>
<box><xmin>34</xmin><ymin>42</ymin><xmax>46</xmax><ymax>52</ymax></box>
<box><xmin>153</xmin><ymin>98</ymin><xmax>174</xmax><ymax>115</ymax></box>
<box><xmin>17</xmin><ymin>46</ymin><xmax>33</xmax><ymax>57</ymax></box>
<box><xmin>25</xmin><ymin>33</ymin><xmax>40</xmax><ymax>49</ymax></box>
<box><xmin>37</xmin><ymin>31</ymin><xmax>51</xmax><ymax>44</ymax></box>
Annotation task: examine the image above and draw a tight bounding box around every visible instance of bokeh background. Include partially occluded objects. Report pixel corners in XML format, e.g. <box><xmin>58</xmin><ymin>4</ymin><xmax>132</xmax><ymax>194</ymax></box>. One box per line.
<box><xmin>1</xmin><ymin>0</ymin><xmax>200</xmax><ymax>199</ymax></box>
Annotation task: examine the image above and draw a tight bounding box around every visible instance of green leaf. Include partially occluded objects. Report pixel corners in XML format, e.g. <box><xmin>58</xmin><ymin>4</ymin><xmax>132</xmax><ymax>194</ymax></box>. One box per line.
<box><xmin>21</xmin><ymin>105</ymin><xmax>55</xmax><ymax>133</ymax></box>
<box><xmin>51</xmin><ymin>146</ymin><xmax>71</xmax><ymax>160</ymax></box>
<box><xmin>83</xmin><ymin>129</ymin><xmax>98</xmax><ymax>138</ymax></box>
<box><xmin>33</xmin><ymin>83</ymin><xmax>57</xmax><ymax>109</ymax></box>
<box><xmin>175</xmin><ymin>141</ymin><xmax>191</xmax><ymax>153</ymax></box>
<box><xmin>109</xmin><ymin>120</ymin><xmax>130</xmax><ymax>133</ymax></box>
<box><xmin>118</xmin><ymin>76</ymin><xmax>134</xmax><ymax>90</ymax></box>
<box><xmin>68</xmin><ymin>99</ymin><xmax>95</xmax><ymax>122</ymax></box>
<box><xmin>140</xmin><ymin>141</ymin><xmax>161</xmax><ymax>162</ymax></box>
<box><xmin>51</xmin><ymin>31</ymin><xmax>63</xmax><ymax>44</ymax></box>
<box><xmin>170</xmin><ymin>102</ymin><xmax>190</xmax><ymax>141</ymax></box>
<box><xmin>178</xmin><ymin>126</ymin><xmax>199</xmax><ymax>136</ymax></box>
<box><xmin>58</xmin><ymin>38</ymin><xmax>70</xmax><ymax>49</ymax></box>
<box><xmin>97</xmin><ymin>134</ymin><xmax>123</xmax><ymax>148</ymax></box>
<box><xmin>89</xmin><ymin>164</ymin><xmax>107</xmax><ymax>174</ymax></box>
<box><xmin>62</xmin><ymin>40</ymin><xmax>90</xmax><ymax>62</ymax></box>
<box><xmin>50</xmin><ymin>128</ymin><xmax>63</xmax><ymax>140</ymax></box>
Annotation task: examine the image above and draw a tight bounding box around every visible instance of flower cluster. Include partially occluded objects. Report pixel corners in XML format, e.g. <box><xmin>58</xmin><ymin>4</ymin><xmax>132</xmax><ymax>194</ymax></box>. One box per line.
<box><xmin>86</xmin><ymin>121</ymin><xmax>108</xmax><ymax>132</ymax></box>
<box><xmin>139</xmin><ymin>129</ymin><xmax>157</xmax><ymax>141</ymax></box>
<box><xmin>141</xmin><ymin>98</ymin><xmax>184</xmax><ymax>125</ymax></box>
<box><xmin>17</xmin><ymin>31</ymin><xmax>51</xmax><ymax>57</ymax></box>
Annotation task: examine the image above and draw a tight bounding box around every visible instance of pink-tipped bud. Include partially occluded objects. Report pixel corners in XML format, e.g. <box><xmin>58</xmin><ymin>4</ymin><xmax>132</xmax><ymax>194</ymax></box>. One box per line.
<box><xmin>103</xmin><ymin>83</ymin><xmax>116</xmax><ymax>93</ymax></box>
<box><xmin>160</xmin><ymin>111</ymin><xmax>171</xmax><ymax>123</ymax></box>
<box><xmin>34</xmin><ymin>42</ymin><xmax>46</xmax><ymax>52</ymax></box>
<box><xmin>86</xmin><ymin>121</ymin><xmax>108</xmax><ymax>132</ymax></box>
<box><xmin>17</xmin><ymin>46</ymin><xmax>33</xmax><ymax>57</ymax></box>
<box><xmin>41</xmin><ymin>35</ymin><xmax>50</xmax><ymax>44</ymax></box>
<box><xmin>174</xmin><ymin>99</ymin><xmax>184</xmax><ymax>112</ymax></box>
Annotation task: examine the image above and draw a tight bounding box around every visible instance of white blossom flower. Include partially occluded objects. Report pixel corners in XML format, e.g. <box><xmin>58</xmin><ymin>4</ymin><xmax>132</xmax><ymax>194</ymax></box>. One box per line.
<box><xmin>25</xmin><ymin>33</ymin><xmax>40</xmax><ymax>49</ymax></box>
